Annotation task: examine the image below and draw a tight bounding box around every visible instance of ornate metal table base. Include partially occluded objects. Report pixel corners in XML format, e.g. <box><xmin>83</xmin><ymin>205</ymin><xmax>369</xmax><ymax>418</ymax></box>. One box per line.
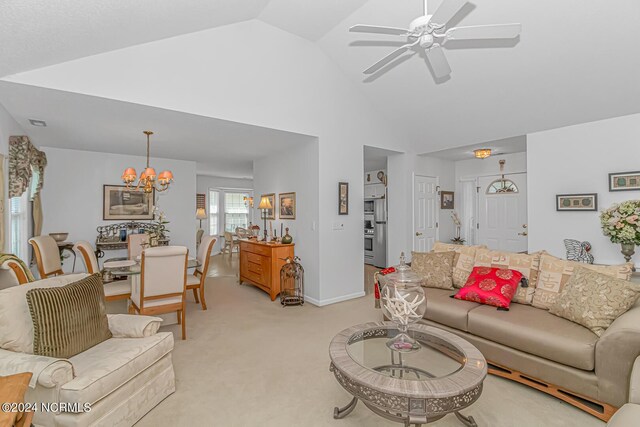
<box><xmin>333</xmin><ymin>395</ymin><xmax>477</xmax><ymax>427</ymax></box>
<box><xmin>333</xmin><ymin>397</ymin><xmax>358</xmax><ymax>419</ymax></box>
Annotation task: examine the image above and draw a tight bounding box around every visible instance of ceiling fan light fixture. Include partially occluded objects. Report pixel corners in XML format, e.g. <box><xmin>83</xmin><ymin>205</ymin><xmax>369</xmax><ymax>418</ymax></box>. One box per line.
<box><xmin>474</xmin><ymin>148</ymin><xmax>492</xmax><ymax>159</ymax></box>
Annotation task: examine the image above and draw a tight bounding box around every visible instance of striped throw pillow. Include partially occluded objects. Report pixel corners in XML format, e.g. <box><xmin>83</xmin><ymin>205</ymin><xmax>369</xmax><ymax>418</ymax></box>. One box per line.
<box><xmin>26</xmin><ymin>274</ymin><xmax>112</xmax><ymax>358</ymax></box>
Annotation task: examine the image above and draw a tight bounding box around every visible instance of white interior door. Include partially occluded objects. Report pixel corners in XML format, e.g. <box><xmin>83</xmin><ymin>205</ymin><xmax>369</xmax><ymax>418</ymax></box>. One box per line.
<box><xmin>478</xmin><ymin>173</ymin><xmax>528</xmax><ymax>252</ymax></box>
<box><xmin>414</xmin><ymin>175</ymin><xmax>438</xmax><ymax>252</ymax></box>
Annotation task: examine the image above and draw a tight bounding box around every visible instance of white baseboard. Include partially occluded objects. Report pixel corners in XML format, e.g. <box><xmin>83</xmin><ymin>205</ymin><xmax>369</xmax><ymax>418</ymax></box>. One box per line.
<box><xmin>305</xmin><ymin>291</ymin><xmax>366</xmax><ymax>307</ymax></box>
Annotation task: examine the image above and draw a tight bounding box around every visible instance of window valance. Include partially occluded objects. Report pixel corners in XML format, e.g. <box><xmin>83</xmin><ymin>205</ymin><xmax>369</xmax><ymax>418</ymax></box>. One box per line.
<box><xmin>9</xmin><ymin>136</ymin><xmax>47</xmax><ymax>199</ymax></box>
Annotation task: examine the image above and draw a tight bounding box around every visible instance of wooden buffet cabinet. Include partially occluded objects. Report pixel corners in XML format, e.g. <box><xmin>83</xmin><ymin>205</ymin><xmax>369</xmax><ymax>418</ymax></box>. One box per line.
<box><xmin>239</xmin><ymin>240</ymin><xmax>295</xmax><ymax>301</ymax></box>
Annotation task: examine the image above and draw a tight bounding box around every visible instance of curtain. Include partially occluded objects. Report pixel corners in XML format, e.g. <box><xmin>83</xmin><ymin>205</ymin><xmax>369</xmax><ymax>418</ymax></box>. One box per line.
<box><xmin>460</xmin><ymin>179</ymin><xmax>477</xmax><ymax>245</ymax></box>
<box><xmin>32</xmin><ymin>193</ymin><xmax>43</xmax><ymax>237</ymax></box>
<box><xmin>8</xmin><ymin>136</ymin><xmax>47</xmax><ymax>240</ymax></box>
<box><xmin>8</xmin><ymin>136</ymin><xmax>47</xmax><ymax>199</ymax></box>
<box><xmin>0</xmin><ymin>154</ymin><xmax>4</xmax><ymax>252</ymax></box>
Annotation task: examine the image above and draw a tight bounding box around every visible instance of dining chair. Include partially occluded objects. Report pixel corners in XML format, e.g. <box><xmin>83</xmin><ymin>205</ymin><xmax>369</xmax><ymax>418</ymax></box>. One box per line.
<box><xmin>235</xmin><ymin>227</ymin><xmax>250</xmax><ymax>239</ymax></box>
<box><xmin>196</xmin><ymin>229</ymin><xmax>204</xmax><ymax>249</ymax></box>
<box><xmin>129</xmin><ymin>246</ymin><xmax>188</xmax><ymax>340</ymax></box>
<box><xmin>186</xmin><ymin>235</ymin><xmax>216</xmax><ymax>310</ymax></box>
<box><xmin>28</xmin><ymin>236</ymin><xmax>63</xmax><ymax>279</ymax></box>
<box><xmin>0</xmin><ymin>256</ymin><xmax>33</xmax><ymax>285</ymax></box>
<box><xmin>222</xmin><ymin>231</ymin><xmax>233</xmax><ymax>254</ymax></box>
<box><xmin>128</xmin><ymin>233</ymin><xmax>150</xmax><ymax>260</ymax></box>
<box><xmin>73</xmin><ymin>240</ymin><xmax>131</xmax><ymax>302</ymax></box>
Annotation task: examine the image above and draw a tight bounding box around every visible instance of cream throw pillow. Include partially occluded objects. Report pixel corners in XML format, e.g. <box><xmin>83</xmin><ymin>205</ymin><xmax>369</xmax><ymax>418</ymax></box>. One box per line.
<box><xmin>549</xmin><ymin>267</ymin><xmax>640</xmax><ymax>336</ymax></box>
<box><xmin>433</xmin><ymin>242</ymin><xmax>486</xmax><ymax>288</ymax></box>
<box><xmin>411</xmin><ymin>251</ymin><xmax>455</xmax><ymax>290</ymax></box>
<box><xmin>532</xmin><ymin>253</ymin><xmax>633</xmax><ymax>310</ymax></box>
<box><xmin>473</xmin><ymin>248</ymin><xmax>543</xmax><ymax>305</ymax></box>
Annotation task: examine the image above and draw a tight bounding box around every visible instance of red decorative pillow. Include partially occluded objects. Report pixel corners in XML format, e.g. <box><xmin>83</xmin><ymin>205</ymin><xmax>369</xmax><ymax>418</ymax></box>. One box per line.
<box><xmin>454</xmin><ymin>267</ymin><xmax>523</xmax><ymax>309</ymax></box>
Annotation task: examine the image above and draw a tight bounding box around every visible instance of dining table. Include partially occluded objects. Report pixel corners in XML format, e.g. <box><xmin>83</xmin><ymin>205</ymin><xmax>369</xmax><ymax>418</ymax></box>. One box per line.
<box><xmin>102</xmin><ymin>257</ymin><xmax>201</xmax><ymax>276</ymax></box>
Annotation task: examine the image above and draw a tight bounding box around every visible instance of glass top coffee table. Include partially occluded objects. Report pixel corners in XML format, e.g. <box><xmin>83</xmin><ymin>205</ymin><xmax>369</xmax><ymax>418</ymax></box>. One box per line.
<box><xmin>329</xmin><ymin>322</ymin><xmax>487</xmax><ymax>426</ymax></box>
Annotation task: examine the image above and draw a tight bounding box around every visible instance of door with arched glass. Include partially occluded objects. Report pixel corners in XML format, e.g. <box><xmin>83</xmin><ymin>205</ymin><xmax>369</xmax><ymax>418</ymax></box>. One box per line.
<box><xmin>477</xmin><ymin>173</ymin><xmax>528</xmax><ymax>252</ymax></box>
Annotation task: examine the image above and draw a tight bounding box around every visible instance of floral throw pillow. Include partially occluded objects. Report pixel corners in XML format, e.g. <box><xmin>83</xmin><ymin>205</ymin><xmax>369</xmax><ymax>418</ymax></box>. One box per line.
<box><xmin>549</xmin><ymin>267</ymin><xmax>640</xmax><ymax>336</ymax></box>
<box><xmin>454</xmin><ymin>266</ymin><xmax>523</xmax><ymax>309</ymax></box>
<box><xmin>411</xmin><ymin>251</ymin><xmax>455</xmax><ymax>290</ymax></box>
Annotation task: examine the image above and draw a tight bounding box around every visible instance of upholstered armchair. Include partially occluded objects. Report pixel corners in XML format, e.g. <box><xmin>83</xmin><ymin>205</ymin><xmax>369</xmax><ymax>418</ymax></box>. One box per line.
<box><xmin>0</xmin><ymin>274</ymin><xmax>176</xmax><ymax>427</ymax></box>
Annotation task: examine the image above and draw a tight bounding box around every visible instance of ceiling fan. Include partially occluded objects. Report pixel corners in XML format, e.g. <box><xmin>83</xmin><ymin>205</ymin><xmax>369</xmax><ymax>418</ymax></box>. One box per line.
<box><xmin>349</xmin><ymin>0</ymin><xmax>521</xmax><ymax>78</ymax></box>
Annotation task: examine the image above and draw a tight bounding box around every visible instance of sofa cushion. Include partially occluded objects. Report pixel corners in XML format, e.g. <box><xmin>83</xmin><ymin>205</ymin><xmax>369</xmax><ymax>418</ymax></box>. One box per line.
<box><xmin>473</xmin><ymin>248</ymin><xmax>542</xmax><ymax>305</ymax></box>
<box><xmin>411</xmin><ymin>251</ymin><xmax>455</xmax><ymax>289</ymax></box>
<box><xmin>550</xmin><ymin>267</ymin><xmax>640</xmax><ymax>337</ymax></box>
<box><xmin>432</xmin><ymin>242</ymin><xmax>485</xmax><ymax>288</ymax></box>
<box><xmin>467</xmin><ymin>303</ymin><xmax>598</xmax><ymax>370</ymax></box>
<box><xmin>423</xmin><ymin>288</ymin><xmax>480</xmax><ymax>331</ymax></box>
<box><xmin>61</xmin><ymin>332</ymin><xmax>174</xmax><ymax>406</ymax></box>
<box><xmin>27</xmin><ymin>274</ymin><xmax>112</xmax><ymax>358</ymax></box>
<box><xmin>0</xmin><ymin>274</ymin><xmax>89</xmax><ymax>354</ymax></box>
<box><xmin>532</xmin><ymin>253</ymin><xmax>633</xmax><ymax>310</ymax></box>
<box><xmin>454</xmin><ymin>267</ymin><xmax>522</xmax><ymax>309</ymax></box>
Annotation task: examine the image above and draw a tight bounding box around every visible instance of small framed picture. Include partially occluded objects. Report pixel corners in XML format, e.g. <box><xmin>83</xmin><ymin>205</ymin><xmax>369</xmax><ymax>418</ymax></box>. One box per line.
<box><xmin>279</xmin><ymin>192</ymin><xmax>296</xmax><ymax>220</ymax></box>
<box><xmin>440</xmin><ymin>191</ymin><xmax>454</xmax><ymax>210</ymax></box>
<box><xmin>338</xmin><ymin>182</ymin><xmax>349</xmax><ymax>215</ymax></box>
<box><xmin>556</xmin><ymin>194</ymin><xmax>598</xmax><ymax>211</ymax></box>
<box><xmin>609</xmin><ymin>171</ymin><xmax>640</xmax><ymax>192</ymax></box>
<box><xmin>261</xmin><ymin>193</ymin><xmax>276</xmax><ymax>220</ymax></box>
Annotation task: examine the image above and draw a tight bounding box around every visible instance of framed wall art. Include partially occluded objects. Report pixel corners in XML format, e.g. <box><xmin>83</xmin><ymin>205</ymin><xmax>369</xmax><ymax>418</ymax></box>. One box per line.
<box><xmin>279</xmin><ymin>192</ymin><xmax>296</xmax><ymax>220</ymax></box>
<box><xmin>261</xmin><ymin>193</ymin><xmax>276</xmax><ymax>220</ymax></box>
<box><xmin>103</xmin><ymin>185</ymin><xmax>154</xmax><ymax>220</ymax></box>
<box><xmin>338</xmin><ymin>182</ymin><xmax>349</xmax><ymax>215</ymax></box>
<box><xmin>609</xmin><ymin>171</ymin><xmax>640</xmax><ymax>192</ymax></box>
<box><xmin>556</xmin><ymin>194</ymin><xmax>598</xmax><ymax>212</ymax></box>
<box><xmin>440</xmin><ymin>191</ymin><xmax>454</xmax><ymax>210</ymax></box>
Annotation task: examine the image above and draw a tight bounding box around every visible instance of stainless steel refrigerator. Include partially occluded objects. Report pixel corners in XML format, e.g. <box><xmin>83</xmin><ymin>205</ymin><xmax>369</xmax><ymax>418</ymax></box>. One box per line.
<box><xmin>365</xmin><ymin>197</ymin><xmax>387</xmax><ymax>268</ymax></box>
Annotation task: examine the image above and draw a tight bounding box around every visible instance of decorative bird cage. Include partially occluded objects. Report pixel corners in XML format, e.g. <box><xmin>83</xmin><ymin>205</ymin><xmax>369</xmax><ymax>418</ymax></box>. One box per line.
<box><xmin>280</xmin><ymin>256</ymin><xmax>304</xmax><ymax>306</ymax></box>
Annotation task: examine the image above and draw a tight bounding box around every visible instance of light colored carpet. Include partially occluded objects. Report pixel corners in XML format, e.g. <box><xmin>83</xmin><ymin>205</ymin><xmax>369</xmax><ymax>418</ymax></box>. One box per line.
<box><xmin>137</xmin><ymin>254</ymin><xmax>605</xmax><ymax>427</ymax></box>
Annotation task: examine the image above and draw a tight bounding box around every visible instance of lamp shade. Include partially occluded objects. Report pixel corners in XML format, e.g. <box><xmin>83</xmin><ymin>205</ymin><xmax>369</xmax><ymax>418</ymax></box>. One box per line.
<box><xmin>143</xmin><ymin>167</ymin><xmax>157</xmax><ymax>179</ymax></box>
<box><xmin>122</xmin><ymin>167</ymin><xmax>137</xmax><ymax>183</ymax></box>
<box><xmin>196</xmin><ymin>208</ymin><xmax>207</xmax><ymax>220</ymax></box>
<box><xmin>258</xmin><ymin>196</ymin><xmax>272</xmax><ymax>210</ymax></box>
<box><xmin>158</xmin><ymin>170</ymin><xmax>173</xmax><ymax>182</ymax></box>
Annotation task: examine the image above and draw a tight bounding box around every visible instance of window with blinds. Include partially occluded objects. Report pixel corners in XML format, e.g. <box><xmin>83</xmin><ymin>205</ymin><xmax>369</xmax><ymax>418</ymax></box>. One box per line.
<box><xmin>209</xmin><ymin>190</ymin><xmax>219</xmax><ymax>236</ymax></box>
<box><xmin>224</xmin><ymin>192</ymin><xmax>250</xmax><ymax>232</ymax></box>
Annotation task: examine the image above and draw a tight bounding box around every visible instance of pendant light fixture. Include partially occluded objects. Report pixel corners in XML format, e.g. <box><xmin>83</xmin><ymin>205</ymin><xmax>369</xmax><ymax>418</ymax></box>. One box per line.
<box><xmin>121</xmin><ymin>131</ymin><xmax>173</xmax><ymax>193</ymax></box>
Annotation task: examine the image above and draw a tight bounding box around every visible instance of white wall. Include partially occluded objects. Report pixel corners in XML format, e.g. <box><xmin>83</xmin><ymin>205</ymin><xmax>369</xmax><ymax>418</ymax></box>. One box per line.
<box><xmin>41</xmin><ymin>147</ymin><xmax>197</xmax><ymax>272</ymax></box>
<box><xmin>0</xmin><ymin>102</ymin><xmax>25</xmax><ymax>285</ymax></box>
<box><xmin>5</xmin><ymin>20</ymin><xmax>417</xmax><ymax>304</ymax></box>
<box><xmin>528</xmin><ymin>113</ymin><xmax>640</xmax><ymax>266</ymax></box>
<box><xmin>252</xmin><ymin>141</ymin><xmax>321</xmax><ymax>304</ymax></box>
<box><xmin>196</xmin><ymin>174</ymin><xmax>254</xmax><ymax>253</ymax></box>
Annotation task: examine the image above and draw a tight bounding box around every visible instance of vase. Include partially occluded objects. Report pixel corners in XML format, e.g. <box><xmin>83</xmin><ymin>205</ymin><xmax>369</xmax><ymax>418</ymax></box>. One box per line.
<box><xmin>379</xmin><ymin>253</ymin><xmax>426</xmax><ymax>353</ymax></box>
<box><xmin>281</xmin><ymin>228</ymin><xmax>293</xmax><ymax>244</ymax></box>
<box><xmin>621</xmin><ymin>243</ymin><xmax>636</xmax><ymax>264</ymax></box>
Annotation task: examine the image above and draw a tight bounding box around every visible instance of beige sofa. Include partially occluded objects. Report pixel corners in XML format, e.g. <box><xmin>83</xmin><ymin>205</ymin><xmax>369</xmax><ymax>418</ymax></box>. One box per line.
<box><xmin>0</xmin><ymin>274</ymin><xmax>176</xmax><ymax>427</ymax></box>
<box><xmin>415</xmin><ymin>244</ymin><xmax>640</xmax><ymax>422</ymax></box>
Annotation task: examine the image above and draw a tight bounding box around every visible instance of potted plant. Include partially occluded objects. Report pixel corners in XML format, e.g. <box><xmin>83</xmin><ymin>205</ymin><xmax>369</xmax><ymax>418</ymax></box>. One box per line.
<box><xmin>148</xmin><ymin>208</ymin><xmax>170</xmax><ymax>247</ymax></box>
<box><xmin>600</xmin><ymin>200</ymin><xmax>640</xmax><ymax>264</ymax></box>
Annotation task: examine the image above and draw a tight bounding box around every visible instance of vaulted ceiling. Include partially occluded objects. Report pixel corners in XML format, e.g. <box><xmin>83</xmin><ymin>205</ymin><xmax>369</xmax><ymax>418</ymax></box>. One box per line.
<box><xmin>2</xmin><ymin>0</ymin><xmax>639</xmax><ymax>172</ymax></box>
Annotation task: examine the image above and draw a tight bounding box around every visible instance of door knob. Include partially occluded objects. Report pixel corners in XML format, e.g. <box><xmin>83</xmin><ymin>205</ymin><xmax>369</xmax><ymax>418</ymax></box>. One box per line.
<box><xmin>415</xmin><ymin>232</ymin><xmax>423</xmax><ymax>236</ymax></box>
<box><xmin>518</xmin><ymin>231</ymin><xmax>528</xmax><ymax>236</ymax></box>
<box><xmin>522</xmin><ymin>224</ymin><xmax>528</xmax><ymax>229</ymax></box>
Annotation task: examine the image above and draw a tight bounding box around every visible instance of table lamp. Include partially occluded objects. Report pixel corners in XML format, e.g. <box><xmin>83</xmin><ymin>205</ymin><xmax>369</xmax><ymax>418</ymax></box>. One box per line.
<box><xmin>258</xmin><ymin>196</ymin><xmax>272</xmax><ymax>241</ymax></box>
<box><xmin>196</xmin><ymin>208</ymin><xmax>207</xmax><ymax>228</ymax></box>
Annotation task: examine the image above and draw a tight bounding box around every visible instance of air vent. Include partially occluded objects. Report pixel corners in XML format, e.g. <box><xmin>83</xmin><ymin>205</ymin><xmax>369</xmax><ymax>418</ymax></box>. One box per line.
<box><xmin>29</xmin><ymin>119</ymin><xmax>47</xmax><ymax>127</ymax></box>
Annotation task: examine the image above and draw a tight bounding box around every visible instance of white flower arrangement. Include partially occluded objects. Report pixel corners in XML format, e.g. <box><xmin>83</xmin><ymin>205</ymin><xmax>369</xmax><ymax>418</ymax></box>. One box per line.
<box><xmin>600</xmin><ymin>200</ymin><xmax>640</xmax><ymax>244</ymax></box>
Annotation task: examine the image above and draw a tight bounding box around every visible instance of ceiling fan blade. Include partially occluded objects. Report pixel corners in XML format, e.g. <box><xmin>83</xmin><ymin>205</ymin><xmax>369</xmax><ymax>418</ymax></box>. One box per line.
<box><xmin>350</xmin><ymin>24</ymin><xmax>411</xmax><ymax>36</ymax></box>
<box><xmin>444</xmin><ymin>24</ymin><xmax>521</xmax><ymax>41</ymax></box>
<box><xmin>363</xmin><ymin>41</ymin><xmax>418</xmax><ymax>74</ymax></box>
<box><xmin>429</xmin><ymin>0</ymin><xmax>468</xmax><ymax>28</ymax></box>
<box><xmin>425</xmin><ymin>44</ymin><xmax>452</xmax><ymax>78</ymax></box>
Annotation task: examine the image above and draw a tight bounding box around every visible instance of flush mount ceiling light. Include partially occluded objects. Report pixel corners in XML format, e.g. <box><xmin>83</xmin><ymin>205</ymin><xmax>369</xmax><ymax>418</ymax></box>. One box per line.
<box><xmin>29</xmin><ymin>119</ymin><xmax>47</xmax><ymax>127</ymax></box>
<box><xmin>474</xmin><ymin>148</ymin><xmax>492</xmax><ymax>159</ymax></box>
<box><xmin>121</xmin><ymin>131</ymin><xmax>174</xmax><ymax>193</ymax></box>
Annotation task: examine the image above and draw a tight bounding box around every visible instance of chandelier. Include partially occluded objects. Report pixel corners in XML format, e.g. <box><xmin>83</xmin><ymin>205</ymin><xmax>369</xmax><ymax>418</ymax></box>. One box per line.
<box><xmin>474</xmin><ymin>148</ymin><xmax>492</xmax><ymax>159</ymax></box>
<box><xmin>121</xmin><ymin>131</ymin><xmax>173</xmax><ymax>193</ymax></box>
